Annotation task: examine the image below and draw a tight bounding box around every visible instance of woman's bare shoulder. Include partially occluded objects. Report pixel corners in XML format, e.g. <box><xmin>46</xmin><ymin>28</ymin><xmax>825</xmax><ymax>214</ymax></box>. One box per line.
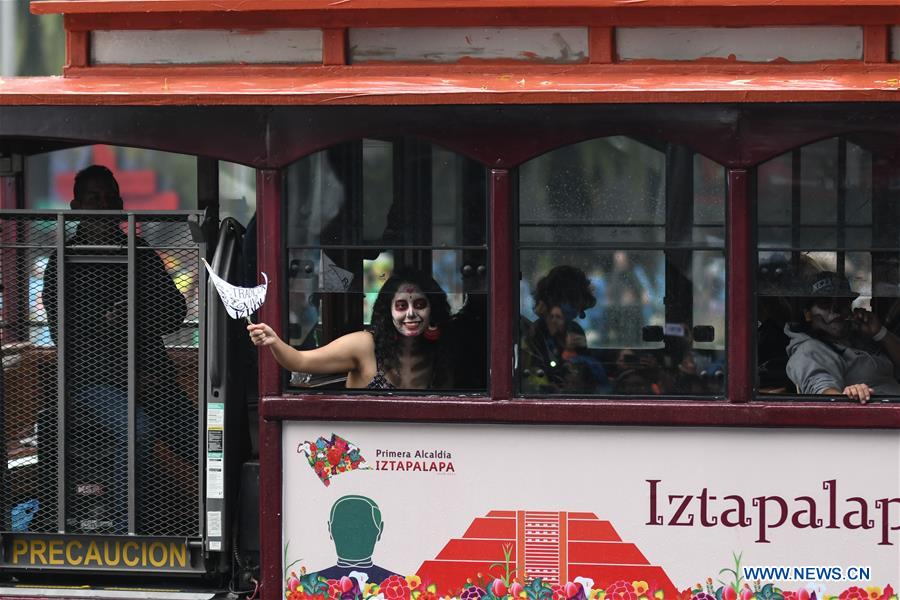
<box><xmin>337</xmin><ymin>330</ymin><xmax>376</xmax><ymax>352</ymax></box>
<box><xmin>338</xmin><ymin>330</ymin><xmax>376</xmax><ymax>377</ymax></box>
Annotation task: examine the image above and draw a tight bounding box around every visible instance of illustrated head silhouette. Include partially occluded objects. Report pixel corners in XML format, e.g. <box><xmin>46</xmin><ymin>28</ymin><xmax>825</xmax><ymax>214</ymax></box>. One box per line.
<box><xmin>328</xmin><ymin>495</ymin><xmax>384</xmax><ymax>562</ymax></box>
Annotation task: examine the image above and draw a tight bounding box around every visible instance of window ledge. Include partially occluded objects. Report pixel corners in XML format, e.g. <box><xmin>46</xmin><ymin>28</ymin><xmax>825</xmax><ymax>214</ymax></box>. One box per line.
<box><xmin>259</xmin><ymin>395</ymin><xmax>900</xmax><ymax>428</ymax></box>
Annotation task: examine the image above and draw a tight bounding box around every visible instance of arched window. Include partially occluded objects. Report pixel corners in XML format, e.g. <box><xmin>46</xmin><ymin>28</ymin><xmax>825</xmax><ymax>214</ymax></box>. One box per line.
<box><xmin>756</xmin><ymin>135</ymin><xmax>900</xmax><ymax>401</ymax></box>
<box><xmin>283</xmin><ymin>138</ymin><xmax>488</xmax><ymax>392</ymax></box>
<box><xmin>518</xmin><ymin>137</ymin><xmax>726</xmax><ymax>397</ymax></box>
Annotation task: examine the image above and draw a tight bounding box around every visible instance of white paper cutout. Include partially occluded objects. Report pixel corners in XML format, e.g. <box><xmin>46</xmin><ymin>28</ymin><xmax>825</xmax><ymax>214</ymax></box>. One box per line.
<box><xmin>202</xmin><ymin>258</ymin><xmax>268</xmax><ymax>321</ymax></box>
<box><xmin>320</xmin><ymin>252</ymin><xmax>354</xmax><ymax>292</ymax></box>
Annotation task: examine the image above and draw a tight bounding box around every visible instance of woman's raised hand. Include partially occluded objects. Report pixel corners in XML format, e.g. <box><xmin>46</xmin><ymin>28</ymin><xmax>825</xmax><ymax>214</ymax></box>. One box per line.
<box><xmin>247</xmin><ymin>322</ymin><xmax>277</xmax><ymax>346</ymax></box>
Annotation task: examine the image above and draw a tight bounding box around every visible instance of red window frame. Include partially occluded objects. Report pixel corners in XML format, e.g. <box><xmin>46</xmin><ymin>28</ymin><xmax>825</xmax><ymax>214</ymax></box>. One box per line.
<box><xmin>256</xmin><ymin>118</ymin><xmax>900</xmax><ymax>431</ymax></box>
<box><xmin>254</xmin><ymin>127</ymin><xmax>900</xmax><ymax>600</ymax></box>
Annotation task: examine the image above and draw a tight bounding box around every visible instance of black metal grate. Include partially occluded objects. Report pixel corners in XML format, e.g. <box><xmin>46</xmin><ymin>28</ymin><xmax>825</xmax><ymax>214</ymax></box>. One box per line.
<box><xmin>133</xmin><ymin>216</ymin><xmax>201</xmax><ymax>537</ymax></box>
<box><xmin>0</xmin><ymin>212</ymin><xmax>202</xmax><ymax>537</ymax></box>
<box><xmin>0</xmin><ymin>216</ymin><xmax>58</xmax><ymax>534</ymax></box>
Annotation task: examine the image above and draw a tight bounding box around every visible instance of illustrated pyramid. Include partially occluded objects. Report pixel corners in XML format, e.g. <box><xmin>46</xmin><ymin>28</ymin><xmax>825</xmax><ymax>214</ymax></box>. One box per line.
<box><xmin>417</xmin><ymin>510</ymin><xmax>677</xmax><ymax>597</ymax></box>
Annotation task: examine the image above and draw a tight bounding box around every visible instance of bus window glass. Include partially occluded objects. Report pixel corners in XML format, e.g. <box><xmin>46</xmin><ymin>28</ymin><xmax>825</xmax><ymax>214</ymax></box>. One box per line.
<box><xmin>25</xmin><ymin>145</ymin><xmax>197</xmax><ymax>210</ymax></box>
<box><xmin>693</xmin><ymin>154</ymin><xmax>727</xmax><ymax>353</ymax></box>
<box><xmin>219</xmin><ymin>161</ymin><xmax>256</xmax><ymax>226</ymax></box>
<box><xmin>756</xmin><ymin>136</ymin><xmax>900</xmax><ymax>401</ymax></box>
<box><xmin>518</xmin><ymin>137</ymin><xmax>726</xmax><ymax>397</ymax></box>
<box><xmin>283</xmin><ymin>139</ymin><xmax>487</xmax><ymax>392</ymax></box>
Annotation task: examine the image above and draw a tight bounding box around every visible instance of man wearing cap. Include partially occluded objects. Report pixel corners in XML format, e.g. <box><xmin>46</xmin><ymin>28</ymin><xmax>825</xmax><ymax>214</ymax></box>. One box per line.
<box><xmin>785</xmin><ymin>271</ymin><xmax>900</xmax><ymax>403</ymax></box>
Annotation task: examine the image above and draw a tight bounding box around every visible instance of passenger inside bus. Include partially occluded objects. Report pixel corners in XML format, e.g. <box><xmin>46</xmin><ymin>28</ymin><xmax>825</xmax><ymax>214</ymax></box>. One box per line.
<box><xmin>756</xmin><ymin>257</ymin><xmax>794</xmax><ymax>392</ymax></box>
<box><xmin>249</xmin><ymin>267</ymin><xmax>456</xmax><ymax>389</ymax></box>
<box><xmin>608</xmin><ymin>330</ymin><xmax>718</xmax><ymax>396</ymax></box>
<box><xmin>756</xmin><ymin>253</ymin><xmax>826</xmax><ymax>394</ymax></box>
<box><xmin>560</xmin><ymin>321</ymin><xmax>609</xmax><ymax>392</ymax></box>
<box><xmin>785</xmin><ymin>271</ymin><xmax>900</xmax><ymax>403</ymax></box>
<box><xmin>42</xmin><ymin>165</ymin><xmax>194</xmax><ymax>533</ymax></box>
<box><xmin>661</xmin><ymin>324</ymin><xmax>722</xmax><ymax>394</ymax></box>
<box><xmin>519</xmin><ymin>265</ymin><xmax>607</xmax><ymax>394</ymax></box>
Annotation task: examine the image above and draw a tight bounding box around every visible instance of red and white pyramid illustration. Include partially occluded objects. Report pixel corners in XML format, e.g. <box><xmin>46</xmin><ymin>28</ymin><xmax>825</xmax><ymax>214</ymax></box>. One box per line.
<box><xmin>417</xmin><ymin>511</ymin><xmax>676</xmax><ymax>597</ymax></box>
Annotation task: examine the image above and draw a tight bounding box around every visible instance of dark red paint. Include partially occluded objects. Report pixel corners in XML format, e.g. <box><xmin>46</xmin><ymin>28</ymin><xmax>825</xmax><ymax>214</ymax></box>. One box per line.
<box><xmin>726</xmin><ymin>169</ymin><xmax>752</xmax><ymax>404</ymax></box>
<box><xmin>490</xmin><ymin>170</ymin><xmax>514</xmax><ymax>400</ymax></box>
<box><xmin>256</xmin><ymin>170</ymin><xmax>285</xmax><ymax>398</ymax></box>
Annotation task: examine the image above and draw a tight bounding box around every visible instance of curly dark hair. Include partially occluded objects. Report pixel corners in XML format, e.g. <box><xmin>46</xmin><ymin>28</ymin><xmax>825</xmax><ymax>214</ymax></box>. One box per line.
<box><xmin>532</xmin><ymin>265</ymin><xmax>597</xmax><ymax>318</ymax></box>
<box><xmin>370</xmin><ymin>268</ymin><xmax>452</xmax><ymax>387</ymax></box>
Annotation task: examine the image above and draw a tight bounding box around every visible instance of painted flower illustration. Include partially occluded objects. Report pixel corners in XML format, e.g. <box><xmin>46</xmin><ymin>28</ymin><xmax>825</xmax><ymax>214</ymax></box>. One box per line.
<box><xmin>281</xmin><ymin>553</ymin><xmax>897</xmax><ymax>600</ymax></box>
<box><xmin>606</xmin><ymin>580</ymin><xmax>639</xmax><ymax>600</ymax></box>
<box><xmin>299</xmin><ymin>434</ymin><xmax>367</xmax><ymax>486</ymax></box>
<box><xmin>382</xmin><ymin>575</ymin><xmax>413</xmax><ymax>600</ymax></box>
<box><xmin>840</xmin><ymin>588</ymin><xmax>868</xmax><ymax>600</ymax></box>
<box><xmin>459</xmin><ymin>586</ymin><xmax>486</xmax><ymax>600</ymax></box>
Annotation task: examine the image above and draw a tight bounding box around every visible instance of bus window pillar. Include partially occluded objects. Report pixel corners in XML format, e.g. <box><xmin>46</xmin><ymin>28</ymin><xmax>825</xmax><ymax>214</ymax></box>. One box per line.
<box><xmin>257</xmin><ymin>166</ymin><xmax>287</xmax><ymax>599</ymax></box>
<box><xmin>727</xmin><ymin>168</ymin><xmax>752</xmax><ymax>403</ymax></box>
<box><xmin>198</xmin><ymin>156</ymin><xmax>220</xmax><ymax>246</ymax></box>
<box><xmin>490</xmin><ymin>168</ymin><xmax>513</xmax><ymax>400</ymax></box>
<box><xmin>256</xmin><ymin>169</ymin><xmax>284</xmax><ymax>398</ymax></box>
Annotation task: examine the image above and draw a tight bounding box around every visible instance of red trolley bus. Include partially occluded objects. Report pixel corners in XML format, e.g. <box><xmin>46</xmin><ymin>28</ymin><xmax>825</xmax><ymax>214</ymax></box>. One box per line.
<box><xmin>2</xmin><ymin>1</ymin><xmax>900</xmax><ymax>599</ymax></box>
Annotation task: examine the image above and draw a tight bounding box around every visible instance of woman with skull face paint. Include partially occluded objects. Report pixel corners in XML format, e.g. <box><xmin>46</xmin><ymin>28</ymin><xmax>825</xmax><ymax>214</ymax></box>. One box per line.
<box><xmin>248</xmin><ymin>268</ymin><xmax>452</xmax><ymax>389</ymax></box>
<box><xmin>785</xmin><ymin>271</ymin><xmax>900</xmax><ymax>403</ymax></box>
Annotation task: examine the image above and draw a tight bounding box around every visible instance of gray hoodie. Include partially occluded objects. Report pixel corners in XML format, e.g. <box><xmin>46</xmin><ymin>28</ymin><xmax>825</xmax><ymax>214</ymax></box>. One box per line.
<box><xmin>784</xmin><ymin>324</ymin><xmax>900</xmax><ymax>396</ymax></box>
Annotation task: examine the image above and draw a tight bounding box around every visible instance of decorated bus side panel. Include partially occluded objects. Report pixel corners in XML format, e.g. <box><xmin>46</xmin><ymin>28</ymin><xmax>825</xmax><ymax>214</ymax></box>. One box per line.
<box><xmin>282</xmin><ymin>423</ymin><xmax>900</xmax><ymax>600</ymax></box>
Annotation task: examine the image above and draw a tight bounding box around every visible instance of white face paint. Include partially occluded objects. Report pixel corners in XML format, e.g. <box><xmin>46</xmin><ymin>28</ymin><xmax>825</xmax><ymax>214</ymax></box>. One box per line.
<box><xmin>391</xmin><ymin>283</ymin><xmax>431</xmax><ymax>337</ymax></box>
<box><xmin>808</xmin><ymin>300</ymin><xmax>851</xmax><ymax>339</ymax></box>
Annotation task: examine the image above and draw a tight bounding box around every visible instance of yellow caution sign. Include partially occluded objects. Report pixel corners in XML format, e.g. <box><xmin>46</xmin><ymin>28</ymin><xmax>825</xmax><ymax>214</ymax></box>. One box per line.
<box><xmin>2</xmin><ymin>535</ymin><xmax>198</xmax><ymax>572</ymax></box>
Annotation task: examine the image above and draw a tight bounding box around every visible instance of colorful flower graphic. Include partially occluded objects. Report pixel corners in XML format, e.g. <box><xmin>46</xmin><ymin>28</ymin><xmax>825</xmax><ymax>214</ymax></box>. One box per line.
<box><xmin>382</xmin><ymin>575</ymin><xmax>413</xmax><ymax>600</ymax></box>
<box><xmin>299</xmin><ymin>434</ymin><xmax>367</xmax><ymax>486</ymax></box>
<box><xmin>283</xmin><ymin>552</ymin><xmax>897</xmax><ymax>600</ymax></box>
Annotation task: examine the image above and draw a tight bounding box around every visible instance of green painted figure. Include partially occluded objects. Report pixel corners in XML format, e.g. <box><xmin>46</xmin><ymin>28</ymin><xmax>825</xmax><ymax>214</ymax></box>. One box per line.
<box><xmin>314</xmin><ymin>495</ymin><xmax>398</xmax><ymax>583</ymax></box>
